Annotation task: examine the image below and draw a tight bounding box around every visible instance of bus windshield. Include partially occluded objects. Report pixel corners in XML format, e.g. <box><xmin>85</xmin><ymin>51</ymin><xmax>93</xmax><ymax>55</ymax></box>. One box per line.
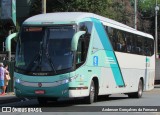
<box><xmin>15</xmin><ymin>25</ymin><xmax>75</xmax><ymax>73</ymax></box>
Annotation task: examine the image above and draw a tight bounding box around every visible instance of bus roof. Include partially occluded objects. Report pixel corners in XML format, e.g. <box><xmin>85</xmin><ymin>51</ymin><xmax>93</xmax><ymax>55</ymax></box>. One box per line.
<box><xmin>23</xmin><ymin>12</ymin><xmax>154</xmax><ymax>39</ymax></box>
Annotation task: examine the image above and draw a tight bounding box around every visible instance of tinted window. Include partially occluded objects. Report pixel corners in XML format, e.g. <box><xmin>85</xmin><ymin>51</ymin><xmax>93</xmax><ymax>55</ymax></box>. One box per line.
<box><xmin>105</xmin><ymin>25</ymin><xmax>154</xmax><ymax>56</ymax></box>
<box><xmin>76</xmin><ymin>22</ymin><xmax>93</xmax><ymax>68</ymax></box>
<box><xmin>16</xmin><ymin>26</ymin><xmax>75</xmax><ymax>72</ymax></box>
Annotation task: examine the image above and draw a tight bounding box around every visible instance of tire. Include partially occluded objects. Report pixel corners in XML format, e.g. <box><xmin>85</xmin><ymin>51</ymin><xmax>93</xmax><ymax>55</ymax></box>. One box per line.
<box><xmin>84</xmin><ymin>80</ymin><xmax>96</xmax><ymax>104</ymax></box>
<box><xmin>128</xmin><ymin>79</ymin><xmax>143</xmax><ymax>98</ymax></box>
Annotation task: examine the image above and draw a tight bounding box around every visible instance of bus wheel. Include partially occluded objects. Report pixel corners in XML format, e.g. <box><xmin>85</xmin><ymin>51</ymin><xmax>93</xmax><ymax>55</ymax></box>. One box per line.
<box><xmin>85</xmin><ymin>80</ymin><xmax>95</xmax><ymax>104</ymax></box>
<box><xmin>37</xmin><ymin>97</ymin><xmax>47</xmax><ymax>105</ymax></box>
<box><xmin>128</xmin><ymin>79</ymin><xmax>143</xmax><ymax>98</ymax></box>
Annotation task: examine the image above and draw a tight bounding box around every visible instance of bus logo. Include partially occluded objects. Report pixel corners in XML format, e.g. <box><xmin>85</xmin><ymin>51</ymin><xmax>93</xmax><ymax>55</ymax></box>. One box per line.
<box><xmin>38</xmin><ymin>83</ymin><xmax>42</xmax><ymax>87</ymax></box>
<box><xmin>93</xmin><ymin>56</ymin><xmax>98</xmax><ymax>66</ymax></box>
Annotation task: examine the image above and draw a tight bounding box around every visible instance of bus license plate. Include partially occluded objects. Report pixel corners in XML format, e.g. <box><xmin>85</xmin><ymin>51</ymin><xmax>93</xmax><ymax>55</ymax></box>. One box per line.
<box><xmin>35</xmin><ymin>90</ymin><xmax>45</xmax><ymax>94</ymax></box>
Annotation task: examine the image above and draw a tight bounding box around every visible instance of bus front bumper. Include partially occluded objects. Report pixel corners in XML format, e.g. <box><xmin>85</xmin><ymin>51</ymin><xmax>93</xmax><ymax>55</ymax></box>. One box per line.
<box><xmin>14</xmin><ymin>83</ymin><xmax>89</xmax><ymax>98</ymax></box>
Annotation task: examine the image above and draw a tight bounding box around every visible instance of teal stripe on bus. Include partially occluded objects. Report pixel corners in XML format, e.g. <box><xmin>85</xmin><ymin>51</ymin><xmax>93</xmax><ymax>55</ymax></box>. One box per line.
<box><xmin>91</xmin><ymin>18</ymin><xmax>125</xmax><ymax>87</ymax></box>
<box><xmin>106</xmin><ymin>51</ymin><xmax>125</xmax><ymax>86</ymax></box>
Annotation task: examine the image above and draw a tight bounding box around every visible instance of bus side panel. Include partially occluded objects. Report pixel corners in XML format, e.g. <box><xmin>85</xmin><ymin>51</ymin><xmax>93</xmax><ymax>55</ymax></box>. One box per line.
<box><xmin>90</xmin><ymin>18</ymin><xmax>125</xmax><ymax>87</ymax></box>
<box><xmin>145</xmin><ymin>55</ymin><xmax>155</xmax><ymax>91</ymax></box>
<box><xmin>84</xmin><ymin>18</ymin><xmax>128</xmax><ymax>95</ymax></box>
<box><xmin>87</xmin><ymin>18</ymin><xmax>154</xmax><ymax>95</ymax></box>
<box><xmin>115</xmin><ymin>52</ymin><xmax>155</xmax><ymax>91</ymax></box>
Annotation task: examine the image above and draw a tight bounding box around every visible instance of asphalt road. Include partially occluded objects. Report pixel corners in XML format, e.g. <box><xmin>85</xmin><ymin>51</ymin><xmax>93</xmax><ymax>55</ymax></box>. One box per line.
<box><xmin>1</xmin><ymin>88</ymin><xmax>160</xmax><ymax>114</ymax></box>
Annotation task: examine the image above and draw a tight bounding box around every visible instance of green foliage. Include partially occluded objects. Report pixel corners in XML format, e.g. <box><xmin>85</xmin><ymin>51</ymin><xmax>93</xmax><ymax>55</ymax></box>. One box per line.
<box><xmin>29</xmin><ymin>0</ymin><xmax>42</xmax><ymax>15</ymax></box>
<box><xmin>29</xmin><ymin>0</ymin><xmax>159</xmax><ymax>32</ymax></box>
<box><xmin>138</xmin><ymin>0</ymin><xmax>160</xmax><ymax>16</ymax></box>
<box><xmin>138</xmin><ymin>0</ymin><xmax>160</xmax><ymax>33</ymax></box>
<box><xmin>30</xmin><ymin>0</ymin><xmax>132</xmax><ymax>25</ymax></box>
<box><xmin>46</xmin><ymin>0</ymin><xmax>110</xmax><ymax>16</ymax></box>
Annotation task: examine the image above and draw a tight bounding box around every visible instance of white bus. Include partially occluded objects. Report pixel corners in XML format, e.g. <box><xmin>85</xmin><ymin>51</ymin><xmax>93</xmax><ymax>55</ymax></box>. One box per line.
<box><xmin>13</xmin><ymin>12</ymin><xmax>155</xmax><ymax>104</ymax></box>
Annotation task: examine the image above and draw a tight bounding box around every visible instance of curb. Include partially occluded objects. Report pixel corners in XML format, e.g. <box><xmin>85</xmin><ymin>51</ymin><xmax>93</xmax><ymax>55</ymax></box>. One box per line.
<box><xmin>154</xmin><ymin>85</ymin><xmax>160</xmax><ymax>88</ymax></box>
<box><xmin>0</xmin><ymin>93</ymin><xmax>33</xmax><ymax>105</ymax></box>
<box><xmin>0</xmin><ymin>95</ymin><xmax>22</xmax><ymax>105</ymax></box>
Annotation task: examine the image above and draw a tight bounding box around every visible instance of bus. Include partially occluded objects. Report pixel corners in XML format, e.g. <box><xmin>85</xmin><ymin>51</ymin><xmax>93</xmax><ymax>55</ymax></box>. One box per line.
<box><xmin>14</xmin><ymin>12</ymin><xmax>155</xmax><ymax>104</ymax></box>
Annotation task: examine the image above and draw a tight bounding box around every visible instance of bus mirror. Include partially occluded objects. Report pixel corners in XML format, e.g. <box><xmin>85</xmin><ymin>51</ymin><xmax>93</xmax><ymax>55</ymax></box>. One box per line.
<box><xmin>14</xmin><ymin>33</ymin><xmax>19</xmax><ymax>42</ymax></box>
<box><xmin>5</xmin><ymin>32</ymin><xmax>18</xmax><ymax>52</ymax></box>
<box><xmin>71</xmin><ymin>31</ymin><xmax>86</xmax><ymax>51</ymax></box>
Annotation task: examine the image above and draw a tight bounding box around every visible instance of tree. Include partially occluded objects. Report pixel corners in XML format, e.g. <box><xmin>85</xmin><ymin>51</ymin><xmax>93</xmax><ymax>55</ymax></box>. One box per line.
<box><xmin>138</xmin><ymin>0</ymin><xmax>160</xmax><ymax>33</ymax></box>
<box><xmin>138</xmin><ymin>0</ymin><xmax>160</xmax><ymax>16</ymax></box>
<box><xmin>30</xmin><ymin>0</ymin><xmax>134</xmax><ymax>26</ymax></box>
<box><xmin>29</xmin><ymin>0</ymin><xmax>42</xmax><ymax>16</ymax></box>
<box><xmin>138</xmin><ymin>0</ymin><xmax>160</xmax><ymax>53</ymax></box>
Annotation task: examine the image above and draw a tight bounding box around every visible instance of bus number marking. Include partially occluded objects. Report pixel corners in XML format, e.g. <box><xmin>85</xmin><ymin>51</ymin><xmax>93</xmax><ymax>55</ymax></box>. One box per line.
<box><xmin>93</xmin><ymin>56</ymin><xmax>98</xmax><ymax>66</ymax></box>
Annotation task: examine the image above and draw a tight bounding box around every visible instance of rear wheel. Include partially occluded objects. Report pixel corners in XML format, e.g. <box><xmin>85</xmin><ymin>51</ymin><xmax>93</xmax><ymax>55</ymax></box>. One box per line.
<box><xmin>128</xmin><ymin>79</ymin><xmax>143</xmax><ymax>98</ymax></box>
<box><xmin>84</xmin><ymin>80</ymin><xmax>96</xmax><ymax>104</ymax></box>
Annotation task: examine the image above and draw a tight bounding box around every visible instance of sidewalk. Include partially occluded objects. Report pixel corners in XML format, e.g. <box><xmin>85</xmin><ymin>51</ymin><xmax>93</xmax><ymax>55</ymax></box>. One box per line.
<box><xmin>0</xmin><ymin>92</ymin><xmax>35</xmax><ymax>105</ymax></box>
<box><xmin>0</xmin><ymin>92</ymin><xmax>21</xmax><ymax>105</ymax></box>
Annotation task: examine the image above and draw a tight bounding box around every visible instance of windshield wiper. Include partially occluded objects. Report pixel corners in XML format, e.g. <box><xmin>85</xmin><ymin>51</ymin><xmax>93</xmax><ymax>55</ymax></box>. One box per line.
<box><xmin>26</xmin><ymin>42</ymin><xmax>43</xmax><ymax>71</ymax></box>
<box><xmin>46</xmin><ymin>52</ymin><xmax>57</xmax><ymax>74</ymax></box>
<box><xmin>27</xmin><ymin>42</ymin><xmax>57</xmax><ymax>74</ymax></box>
<box><xmin>45</xmin><ymin>43</ymin><xmax>57</xmax><ymax>74</ymax></box>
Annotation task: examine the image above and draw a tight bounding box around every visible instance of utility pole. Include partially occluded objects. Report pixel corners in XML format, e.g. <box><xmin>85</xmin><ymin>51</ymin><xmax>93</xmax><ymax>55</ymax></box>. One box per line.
<box><xmin>155</xmin><ymin>0</ymin><xmax>159</xmax><ymax>58</ymax></box>
<box><xmin>42</xmin><ymin>0</ymin><xmax>46</xmax><ymax>14</ymax></box>
<box><xmin>134</xmin><ymin>0</ymin><xmax>137</xmax><ymax>30</ymax></box>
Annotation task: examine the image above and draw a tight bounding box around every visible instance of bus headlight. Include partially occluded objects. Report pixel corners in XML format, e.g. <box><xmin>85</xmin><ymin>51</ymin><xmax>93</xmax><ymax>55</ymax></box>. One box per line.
<box><xmin>61</xmin><ymin>75</ymin><xmax>78</xmax><ymax>85</ymax></box>
<box><xmin>69</xmin><ymin>75</ymin><xmax>78</xmax><ymax>82</ymax></box>
<box><xmin>15</xmin><ymin>78</ymin><xmax>21</xmax><ymax>83</ymax></box>
<box><xmin>65</xmin><ymin>79</ymin><xmax>69</xmax><ymax>83</ymax></box>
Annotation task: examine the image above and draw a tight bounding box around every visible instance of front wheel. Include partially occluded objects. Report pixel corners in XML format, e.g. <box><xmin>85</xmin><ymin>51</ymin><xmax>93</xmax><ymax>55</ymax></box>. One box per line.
<box><xmin>84</xmin><ymin>80</ymin><xmax>96</xmax><ymax>104</ymax></box>
<box><xmin>128</xmin><ymin>79</ymin><xmax>143</xmax><ymax>98</ymax></box>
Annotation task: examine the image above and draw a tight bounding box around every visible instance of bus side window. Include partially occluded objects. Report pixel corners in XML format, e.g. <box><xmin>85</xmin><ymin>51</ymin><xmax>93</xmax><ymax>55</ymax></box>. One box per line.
<box><xmin>76</xmin><ymin>36</ymin><xmax>89</xmax><ymax>68</ymax></box>
<box><xmin>76</xmin><ymin>38</ymin><xmax>85</xmax><ymax>64</ymax></box>
<box><xmin>116</xmin><ymin>30</ymin><xmax>126</xmax><ymax>52</ymax></box>
<box><xmin>144</xmin><ymin>39</ymin><xmax>150</xmax><ymax>56</ymax></box>
<box><xmin>131</xmin><ymin>35</ymin><xmax>136</xmax><ymax>54</ymax></box>
<box><xmin>76</xmin><ymin>21</ymin><xmax>92</xmax><ymax>68</ymax></box>
<box><xmin>141</xmin><ymin>37</ymin><xmax>145</xmax><ymax>55</ymax></box>
<box><xmin>136</xmin><ymin>36</ymin><xmax>143</xmax><ymax>55</ymax></box>
<box><xmin>107</xmin><ymin>27</ymin><xmax>116</xmax><ymax>50</ymax></box>
<box><xmin>146</xmin><ymin>39</ymin><xmax>154</xmax><ymax>56</ymax></box>
<box><xmin>126</xmin><ymin>33</ymin><xmax>132</xmax><ymax>53</ymax></box>
<box><xmin>150</xmin><ymin>40</ymin><xmax>154</xmax><ymax>56</ymax></box>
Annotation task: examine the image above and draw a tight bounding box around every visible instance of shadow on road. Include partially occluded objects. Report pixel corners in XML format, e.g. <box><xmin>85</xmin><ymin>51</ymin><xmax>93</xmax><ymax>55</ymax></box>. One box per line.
<box><xmin>28</xmin><ymin>96</ymin><xmax>129</xmax><ymax>107</ymax></box>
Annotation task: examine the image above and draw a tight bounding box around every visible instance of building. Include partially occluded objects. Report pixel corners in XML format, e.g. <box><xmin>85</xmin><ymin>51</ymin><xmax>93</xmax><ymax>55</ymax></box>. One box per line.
<box><xmin>0</xmin><ymin>0</ymin><xmax>34</xmax><ymax>53</ymax></box>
